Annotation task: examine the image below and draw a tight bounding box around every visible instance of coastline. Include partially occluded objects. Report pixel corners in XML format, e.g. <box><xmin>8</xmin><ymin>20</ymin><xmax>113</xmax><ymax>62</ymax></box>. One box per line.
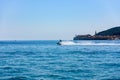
<box><xmin>74</xmin><ymin>35</ymin><xmax>120</xmax><ymax>40</ymax></box>
<box><xmin>73</xmin><ymin>26</ymin><xmax>120</xmax><ymax>40</ymax></box>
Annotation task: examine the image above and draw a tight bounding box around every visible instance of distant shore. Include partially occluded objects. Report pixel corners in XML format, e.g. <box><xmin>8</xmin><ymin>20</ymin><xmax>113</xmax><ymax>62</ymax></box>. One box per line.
<box><xmin>73</xmin><ymin>26</ymin><xmax>120</xmax><ymax>40</ymax></box>
<box><xmin>74</xmin><ymin>35</ymin><xmax>120</xmax><ymax>40</ymax></box>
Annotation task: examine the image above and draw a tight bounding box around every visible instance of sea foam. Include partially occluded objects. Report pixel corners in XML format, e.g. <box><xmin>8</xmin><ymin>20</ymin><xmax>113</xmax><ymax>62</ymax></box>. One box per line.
<box><xmin>60</xmin><ymin>41</ymin><xmax>120</xmax><ymax>46</ymax></box>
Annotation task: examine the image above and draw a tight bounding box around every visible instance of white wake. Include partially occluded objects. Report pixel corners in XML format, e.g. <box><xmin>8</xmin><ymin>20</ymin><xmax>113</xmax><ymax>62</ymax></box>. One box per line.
<box><xmin>60</xmin><ymin>41</ymin><xmax>120</xmax><ymax>46</ymax></box>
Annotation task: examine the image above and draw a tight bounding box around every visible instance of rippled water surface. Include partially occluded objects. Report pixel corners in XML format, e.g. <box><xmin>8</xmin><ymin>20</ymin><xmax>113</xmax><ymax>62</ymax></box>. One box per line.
<box><xmin>0</xmin><ymin>40</ymin><xmax>120</xmax><ymax>80</ymax></box>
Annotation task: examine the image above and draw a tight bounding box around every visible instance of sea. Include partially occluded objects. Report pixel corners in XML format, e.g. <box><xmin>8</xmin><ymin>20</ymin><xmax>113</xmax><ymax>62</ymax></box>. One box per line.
<box><xmin>0</xmin><ymin>40</ymin><xmax>120</xmax><ymax>80</ymax></box>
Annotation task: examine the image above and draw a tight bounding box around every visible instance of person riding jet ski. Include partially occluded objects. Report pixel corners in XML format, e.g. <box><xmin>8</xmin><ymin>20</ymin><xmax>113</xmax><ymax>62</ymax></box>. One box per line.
<box><xmin>57</xmin><ymin>40</ymin><xmax>62</xmax><ymax>45</ymax></box>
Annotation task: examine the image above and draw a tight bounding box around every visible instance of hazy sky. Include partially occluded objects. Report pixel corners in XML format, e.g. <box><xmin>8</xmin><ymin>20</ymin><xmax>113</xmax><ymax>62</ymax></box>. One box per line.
<box><xmin>0</xmin><ymin>0</ymin><xmax>120</xmax><ymax>40</ymax></box>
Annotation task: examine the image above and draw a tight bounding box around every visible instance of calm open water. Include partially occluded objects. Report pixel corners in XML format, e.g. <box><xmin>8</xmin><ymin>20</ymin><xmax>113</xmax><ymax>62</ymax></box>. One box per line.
<box><xmin>0</xmin><ymin>40</ymin><xmax>120</xmax><ymax>80</ymax></box>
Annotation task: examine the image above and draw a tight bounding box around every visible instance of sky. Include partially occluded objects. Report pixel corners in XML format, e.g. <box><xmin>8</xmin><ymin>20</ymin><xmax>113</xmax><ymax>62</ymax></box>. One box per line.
<box><xmin>0</xmin><ymin>0</ymin><xmax>120</xmax><ymax>40</ymax></box>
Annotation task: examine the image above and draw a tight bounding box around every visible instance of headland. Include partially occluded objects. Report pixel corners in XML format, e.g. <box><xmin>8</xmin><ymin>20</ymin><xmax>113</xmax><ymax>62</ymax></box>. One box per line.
<box><xmin>74</xmin><ymin>26</ymin><xmax>120</xmax><ymax>40</ymax></box>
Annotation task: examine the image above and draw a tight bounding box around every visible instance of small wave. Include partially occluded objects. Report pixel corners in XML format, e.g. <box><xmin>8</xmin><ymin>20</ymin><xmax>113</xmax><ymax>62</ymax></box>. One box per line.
<box><xmin>99</xmin><ymin>63</ymin><xmax>120</xmax><ymax>68</ymax></box>
<box><xmin>55</xmin><ymin>69</ymin><xmax>92</xmax><ymax>74</ymax></box>
<box><xmin>102</xmin><ymin>78</ymin><xmax>120</xmax><ymax>80</ymax></box>
<box><xmin>37</xmin><ymin>74</ymin><xmax>76</xmax><ymax>80</ymax></box>
<box><xmin>0</xmin><ymin>76</ymin><xmax>36</xmax><ymax>80</ymax></box>
<box><xmin>60</xmin><ymin>41</ymin><xmax>120</xmax><ymax>46</ymax></box>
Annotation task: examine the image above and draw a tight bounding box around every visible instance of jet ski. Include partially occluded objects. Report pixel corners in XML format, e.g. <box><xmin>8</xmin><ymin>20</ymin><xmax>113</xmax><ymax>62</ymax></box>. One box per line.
<box><xmin>57</xmin><ymin>40</ymin><xmax>62</xmax><ymax>45</ymax></box>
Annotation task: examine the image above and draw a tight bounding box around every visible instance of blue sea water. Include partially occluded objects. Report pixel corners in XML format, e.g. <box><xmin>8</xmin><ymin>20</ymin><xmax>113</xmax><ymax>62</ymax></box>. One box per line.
<box><xmin>0</xmin><ymin>40</ymin><xmax>120</xmax><ymax>80</ymax></box>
